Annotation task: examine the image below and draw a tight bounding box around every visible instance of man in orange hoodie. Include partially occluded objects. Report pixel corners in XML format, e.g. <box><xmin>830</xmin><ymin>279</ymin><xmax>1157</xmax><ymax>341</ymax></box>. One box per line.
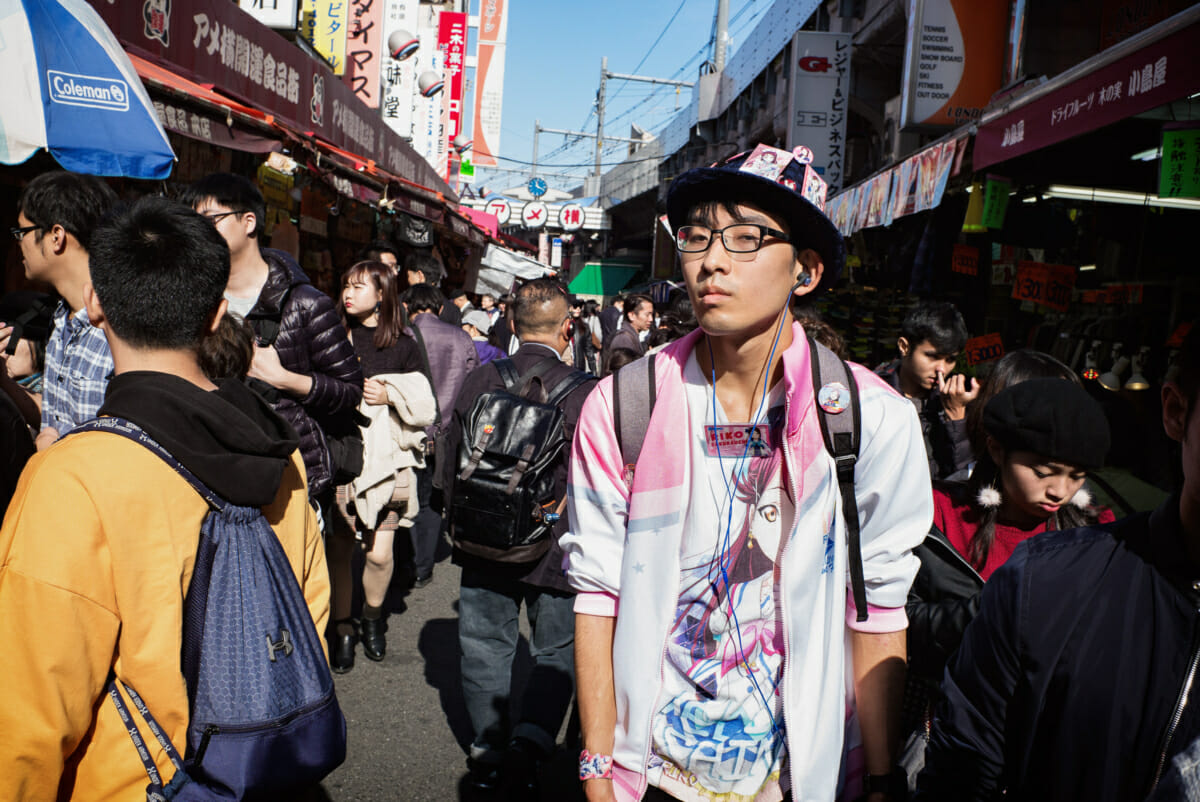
<box><xmin>0</xmin><ymin>196</ymin><xmax>330</xmax><ymax>800</ymax></box>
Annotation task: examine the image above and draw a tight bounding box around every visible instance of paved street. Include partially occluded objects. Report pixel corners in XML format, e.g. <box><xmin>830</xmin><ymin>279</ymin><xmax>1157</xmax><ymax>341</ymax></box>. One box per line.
<box><xmin>315</xmin><ymin>546</ymin><xmax>586</xmax><ymax>802</ymax></box>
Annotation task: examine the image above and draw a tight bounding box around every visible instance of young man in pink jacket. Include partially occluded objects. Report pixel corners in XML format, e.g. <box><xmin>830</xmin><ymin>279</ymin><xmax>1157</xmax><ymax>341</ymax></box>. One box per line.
<box><xmin>564</xmin><ymin>145</ymin><xmax>932</xmax><ymax>802</ymax></box>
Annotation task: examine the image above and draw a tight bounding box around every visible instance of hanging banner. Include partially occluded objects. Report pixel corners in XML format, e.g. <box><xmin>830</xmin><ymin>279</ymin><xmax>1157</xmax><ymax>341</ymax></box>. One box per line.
<box><xmin>786</xmin><ymin>32</ymin><xmax>852</xmax><ymax>193</ymax></box>
<box><xmin>900</xmin><ymin>0</ymin><xmax>1007</xmax><ymax>128</ymax></box>
<box><xmin>914</xmin><ymin>138</ymin><xmax>957</xmax><ymax>213</ymax></box>
<box><xmin>301</xmin><ymin>0</ymin><xmax>350</xmax><ymax>75</ymax></box>
<box><xmin>472</xmin><ymin>0</ymin><xmax>507</xmax><ymax>168</ymax></box>
<box><xmin>1012</xmin><ymin>261</ymin><xmax>1077</xmax><ymax>311</ymax></box>
<box><xmin>1160</xmin><ymin>126</ymin><xmax>1200</xmax><ymax>199</ymax></box>
<box><xmin>379</xmin><ymin>0</ymin><xmax>419</xmax><ymax>139</ymax></box>
<box><xmin>344</xmin><ymin>0</ymin><xmax>383</xmax><ymax>107</ymax></box>
<box><xmin>439</xmin><ymin>11</ymin><xmax>468</xmax><ymax>180</ymax></box>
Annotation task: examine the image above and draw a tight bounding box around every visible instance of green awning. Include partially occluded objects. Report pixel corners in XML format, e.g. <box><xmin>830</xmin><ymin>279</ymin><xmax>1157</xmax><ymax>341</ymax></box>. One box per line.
<box><xmin>568</xmin><ymin>261</ymin><xmax>641</xmax><ymax>296</ymax></box>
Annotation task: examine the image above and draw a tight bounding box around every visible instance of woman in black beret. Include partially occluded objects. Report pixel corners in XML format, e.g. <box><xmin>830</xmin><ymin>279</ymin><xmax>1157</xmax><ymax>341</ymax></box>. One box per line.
<box><xmin>900</xmin><ymin>378</ymin><xmax>1115</xmax><ymax>778</ymax></box>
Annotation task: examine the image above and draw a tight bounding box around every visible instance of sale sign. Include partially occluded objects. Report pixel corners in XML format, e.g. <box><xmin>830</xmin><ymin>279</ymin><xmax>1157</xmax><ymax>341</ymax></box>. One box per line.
<box><xmin>951</xmin><ymin>243</ymin><xmax>979</xmax><ymax>276</ymax></box>
<box><xmin>1012</xmin><ymin>261</ymin><xmax>1077</xmax><ymax>312</ymax></box>
<box><xmin>964</xmin><ymin>332</ymin><xmax>1005</xmax><ymax>366</ymax></box>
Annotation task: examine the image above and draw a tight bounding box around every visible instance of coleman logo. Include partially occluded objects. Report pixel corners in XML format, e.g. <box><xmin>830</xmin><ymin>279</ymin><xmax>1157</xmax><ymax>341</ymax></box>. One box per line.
<box><xmin>47</xmin><ymin>71</ymin><xmax>130</xmax><ymax>111</ymax></box>
<box><xmin>798</xmin><ymin>56</ymin><xmax>832</xmax><ymax>73</ymax></box>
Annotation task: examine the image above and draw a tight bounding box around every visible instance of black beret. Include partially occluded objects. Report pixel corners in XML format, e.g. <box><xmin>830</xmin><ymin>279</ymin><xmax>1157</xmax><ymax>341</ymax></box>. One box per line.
<box><xmin>983</xmin><ymin>378</ymin><xmax>1110</xmax><ymax>469</ymax></box>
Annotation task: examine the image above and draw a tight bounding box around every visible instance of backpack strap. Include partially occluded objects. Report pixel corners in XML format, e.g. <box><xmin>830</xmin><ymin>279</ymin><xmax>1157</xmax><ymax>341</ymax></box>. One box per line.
<box><xmin>807</xmin><ymin>336</ymin><xmax>868</xmax><ymax>622</ymax></box>
<box><xmin>70</xmin><ymin>417</ymin><xmax>224</xmax><ymax>511</ymax></box>
<box><xmin>106</xmin><ymin>677</ymin><xmax>189</xmax><ymax>791</ymax></box>
<box><xmin>545</xmin><ymin>370</ymin><xmax>592</xmax><ymax>408</ymax></box>
<box><xmin>249</xmin><ymin>284</ymin><xmax>294</xmax><ymax>348</ymax></box>
<box><xmin>612</xmin><ymin>353</ymin><xmax>657</xmax><ymax>476</ymax></box>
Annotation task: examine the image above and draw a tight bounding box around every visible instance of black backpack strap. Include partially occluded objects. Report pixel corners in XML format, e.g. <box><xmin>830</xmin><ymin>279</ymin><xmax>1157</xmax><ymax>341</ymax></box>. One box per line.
<box><xmin>807</xmin><ymin>336</ymin><xmax>868</xmax><ymax>622</ymax></box>
<box><xmin>545</xmin><ymin>369</ymin><xmax>592</xmax><ymax>408</ymax></box>
<box><xmin>70</xmin><ymin>417</ymin><xmax>223</xmax><ymax>510</ymax></box>
<box><xmin>612</xmin><ymin>353</ymin><xmax>657</xmax><ymax>475</ymax></box>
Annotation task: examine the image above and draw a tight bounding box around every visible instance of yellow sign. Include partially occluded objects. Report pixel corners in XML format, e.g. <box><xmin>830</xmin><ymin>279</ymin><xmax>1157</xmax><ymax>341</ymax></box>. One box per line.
<box><xmin>301</xmin><ymin>1</ymin><xmax>350</xmax><ymax>75</ymax></box>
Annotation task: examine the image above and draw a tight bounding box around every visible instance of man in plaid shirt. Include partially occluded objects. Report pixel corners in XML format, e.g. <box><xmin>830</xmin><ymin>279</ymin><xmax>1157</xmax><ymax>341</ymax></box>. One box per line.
<box><xmin>1</xmin><ymin>172</ymin><xmax>117</xmax><ymax>450</ymax></box>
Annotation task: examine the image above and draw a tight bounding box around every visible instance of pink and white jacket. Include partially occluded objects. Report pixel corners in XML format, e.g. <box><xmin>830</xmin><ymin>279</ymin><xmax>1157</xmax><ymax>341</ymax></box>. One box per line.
<box><xmin>563</xmin><ymin>325</ymin><xmax>932</xmax><ymax>802</ymax></box>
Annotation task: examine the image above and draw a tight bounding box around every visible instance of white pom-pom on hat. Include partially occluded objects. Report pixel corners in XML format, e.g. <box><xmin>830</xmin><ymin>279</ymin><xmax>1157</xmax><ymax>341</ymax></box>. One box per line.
<box><xmin>1070</xmin><ymin>486</ymin><xmax>1093</xmax><ymax>509</ymax></box>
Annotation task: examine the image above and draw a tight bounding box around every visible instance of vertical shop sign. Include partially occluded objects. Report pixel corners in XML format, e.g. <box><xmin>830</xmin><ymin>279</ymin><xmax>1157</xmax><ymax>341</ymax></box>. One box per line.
<box><xmin>439</xmin><ymin>11</ymin><xmax>468</xmax><ymax>181</ymax></box>
<box><xmin>410</xmin><ymin>13</ymin><xmax>446</xmax><ymax>172</ymax></box>
<box><xmin>344</xmin><ymin>0</ymin><xmax>383</xmax><ymax>107</ymax></box>
<box><xmin>472</xmin><ymin>0</ymin><xmax>507</xmax><ymax>167</ymax></box>
<box><xmin>1160</xmin><ymin>126</ymin><xmax>1200</xmax><ymax>199</ymax></box>
<box><xmin>379</xmin><ymin>0</ymin><xmax>419</xmax><ymax>138</ymax></box>
<box><xmin>951</xmin><ymin>243</ymin><xmax>979</xmax><ymax>276</ymax></box>
<box><xmin>237</xmin><ymin>0</ymin><xmax>300</xmax><ymax>30</ymax></box>
<box><xmin>901</xmin><ymin>0</ymin><xmax>1008</xmax><ymax>128</ymax></box>
<box><xmin>301</xmin><ymin>1</ymin><xmax>350</xmax><ymax>75</ymax></box>
<box><xmin>980</xmin><ymin>175</ymin><xmax>1012</xmax><ymax>229</ymax></box>
<box><xmin>787</xmin><ymin>32</ymin><xmax>851</xmax><ymax>193</ymax></box>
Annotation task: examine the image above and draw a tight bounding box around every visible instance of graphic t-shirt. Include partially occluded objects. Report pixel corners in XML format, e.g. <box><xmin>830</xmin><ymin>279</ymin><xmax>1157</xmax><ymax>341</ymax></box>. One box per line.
<box><xmin>646</xmin><ymin>352</ymin><xmax>794</xmax><ymax>802</ymax></box>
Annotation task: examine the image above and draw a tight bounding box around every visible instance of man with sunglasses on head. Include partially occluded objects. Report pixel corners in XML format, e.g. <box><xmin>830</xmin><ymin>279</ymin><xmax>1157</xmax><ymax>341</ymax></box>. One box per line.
<box><xmin>564</xmin><ymin>145</ymin><xmax>931</xmax><ymax>802</ymax></box>
<box><xmin>0</xmin><ymin>171</ymin><xmax>117</xmax><ymax>451</ymax></box>
<box><xmin>182</xmin><ymin>174</ymin><xmax>362</xmax><ymax>511</ymax></box>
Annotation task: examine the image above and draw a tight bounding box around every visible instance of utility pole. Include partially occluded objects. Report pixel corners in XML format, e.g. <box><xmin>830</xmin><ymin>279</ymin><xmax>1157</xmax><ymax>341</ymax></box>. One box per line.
<box><xmin>595</xmin><ymin>56</ymin><xmax>607</xmax><ymax>179</ymax></box>
<box><xmin>532</xmin><ymin>118</ymin><xmax>540</xmax><ymax>177</ymax></box>
<box><xmin>714</xmin><ymin>0</ymin><xmax>729</xmax><ymax>71</ymax></box>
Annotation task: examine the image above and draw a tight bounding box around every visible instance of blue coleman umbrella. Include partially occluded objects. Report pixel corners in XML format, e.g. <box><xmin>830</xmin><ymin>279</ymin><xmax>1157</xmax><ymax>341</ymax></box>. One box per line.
<box><xmin>0</xmin><ymin>0</ymin><xmax>175</xmax><ymax>179</ymax></box>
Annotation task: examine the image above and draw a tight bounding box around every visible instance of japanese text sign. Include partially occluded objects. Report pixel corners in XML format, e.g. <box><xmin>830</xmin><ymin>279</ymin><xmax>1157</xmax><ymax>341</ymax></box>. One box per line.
<box><xmin>472</xmin><ymin>0</ymin><xmax>507</xmax><ymax>167</ymax></box>
<box><xmin>344</xmin><ymin>0</ymin><xmax>383</xmax><ymax>107</ymax></box>
<box><xmin>439</xmin><ymin>11</ymin><xmax>467</xmax><ymax>180</ymax></box>
<box><xmin>1160</xmin><ymin>127</ymin><xmax>1200</xmax><ymax>199</ymax></box>
<box><xmin>787</xmin><ymin>32</ymin><xmax>851</xmax><ymax>193</ymax></box>
<box><xmin>301</xmin><ymin>0</ymin><xmax>350</xmax><ymax>75</ymax></box>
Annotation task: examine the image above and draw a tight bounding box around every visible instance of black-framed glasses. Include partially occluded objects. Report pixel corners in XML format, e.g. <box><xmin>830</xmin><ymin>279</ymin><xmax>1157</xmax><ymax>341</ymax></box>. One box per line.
<box><xmin>200</xmin><ymin>210</ymin><xmax>248</xmax><ymax>225</ymax></box>
<box><xmin>10</xmin><ymin>224</ymin><xmax>41</xmax><ymax>241</ymax></box>
<box><xmin>675</xmin><ymin>223</ymin><xmax>790</xmax><ymax>260</ymax></box>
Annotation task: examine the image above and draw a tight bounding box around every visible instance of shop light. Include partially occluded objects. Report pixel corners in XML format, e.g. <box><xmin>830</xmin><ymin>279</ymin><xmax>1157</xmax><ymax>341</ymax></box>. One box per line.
<box><xmin>1044</xmin><ymin>184</ymin><xmax>1200</xmax><ymax>210</ymax></box>
<box><xmin>1098</xmin><ymin>356</ymin><xmax>1130</xmax><ymax>391</ymax></box>
<box><xmin>1079</xmin><ymin>264</ymin><xmax>1097</xmax><ymax>271</ymax></box>
<box><xmin>1125</xmin><ymin>347</ymin><xmax>1152</xmax><ymax>390</ymax></box>
<box><xmin>1129</xmin><ymin>147</ymin><xmax>1161</xmax><ymax>162</ymax></box>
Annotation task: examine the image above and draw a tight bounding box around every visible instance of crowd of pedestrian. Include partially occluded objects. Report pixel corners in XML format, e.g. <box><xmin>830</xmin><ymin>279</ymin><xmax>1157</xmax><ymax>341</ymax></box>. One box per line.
<box><xmin>0</xmin><ymin>155</ymin><xmax>1196</xmax><ymax>802</ymax></box>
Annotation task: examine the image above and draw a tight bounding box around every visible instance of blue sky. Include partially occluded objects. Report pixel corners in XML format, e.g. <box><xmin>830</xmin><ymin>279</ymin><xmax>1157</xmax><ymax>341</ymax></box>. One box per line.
<box><xmin>471</xmin><ymin>0</ymin><xmax>772</xmax><ymax>192</ymax></box>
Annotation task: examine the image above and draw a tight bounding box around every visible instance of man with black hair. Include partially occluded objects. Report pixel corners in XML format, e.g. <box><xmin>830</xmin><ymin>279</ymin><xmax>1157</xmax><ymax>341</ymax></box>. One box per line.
<box><xmin>445</xmin><ymin>278</ymin><xmax>597</xmax><ymax>795</ymax></box>
<box><xmin>0</xmin><ymin>196</ymin><xmax>329</xmax><ymax>799</ymax></box>
<box><xmin>444</xmin><ymin>288</ymin><xmax>473</xmax><ymax>327</ymax></box>
<box><xmin>916</xmin><ymin>321</ymin><xmax>1200</xmax><ymax>802</ymax></box>
<box><xmin>0</xmin><ymin>171</ymin><xmax>117</xmax><ymax>450</ymax></box>
<box><xmin>565</xmin><ymin>145</ymin><xmax>931</xmax><ymax>802</ymax></box>
<box><xmin>181</xmin><ymin>173</ymin><xmax>363</xmax><ymax>504</ymax></box>
<box><xmin>875</xmin><ymin>301</ymin><xmax>977</xmax><ymax>480</ymax></box>
<box><xmin>405</xmin><ymin>251</ymin><xmax>443</xmax><ymax>289</ymax></box>
<box><xmin>360</xmin><ymin>240</ymin><xmax>401</xmax><ymax>272</ymax></box>
<box><xmin>405</xmin><ymin>284</ymin><xmax>478</xmax><ymax>587</ymax></box>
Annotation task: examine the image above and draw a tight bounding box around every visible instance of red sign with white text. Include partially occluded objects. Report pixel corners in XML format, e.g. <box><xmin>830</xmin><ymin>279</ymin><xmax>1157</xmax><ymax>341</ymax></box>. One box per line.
<box><xmin>439</xmin><ymin>11</ymin><xmax>467</xmax><ymax>180</ymax></box>
<box><xmin>965</xmin><ymin>332</ymin><xmax>1005</xmax><ymax>366</ymax></box>
<box><xmin>1012</xmin><ymin>261</ymin><xmax>1077</xmax><ymax>312</ymax></box>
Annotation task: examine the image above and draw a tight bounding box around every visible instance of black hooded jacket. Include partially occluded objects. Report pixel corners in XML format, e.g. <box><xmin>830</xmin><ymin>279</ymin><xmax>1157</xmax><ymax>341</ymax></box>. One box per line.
<box><xmin>99</xmin><ymin>372</ymin><xmax>299</xmax><ymax>506</ymax></box>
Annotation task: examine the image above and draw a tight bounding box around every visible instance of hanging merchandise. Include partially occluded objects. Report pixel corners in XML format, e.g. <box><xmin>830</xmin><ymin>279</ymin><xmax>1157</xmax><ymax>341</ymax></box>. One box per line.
<box><xmin>963</xmin><ymin>180</ymin><xmax>986</xmax><ymax>232</ymax></box>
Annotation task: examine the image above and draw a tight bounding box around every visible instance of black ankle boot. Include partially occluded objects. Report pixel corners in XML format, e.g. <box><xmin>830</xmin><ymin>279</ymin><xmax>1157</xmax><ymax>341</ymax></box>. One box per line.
<box><xmin>330</xmin><ymin>626</ymin><xmax>356</xmax><ymax>674</ymax></box>
<box><xmin>361</xmin><ymin>615</ymin><xmax>387</xmax><ymax>661</ymax></box>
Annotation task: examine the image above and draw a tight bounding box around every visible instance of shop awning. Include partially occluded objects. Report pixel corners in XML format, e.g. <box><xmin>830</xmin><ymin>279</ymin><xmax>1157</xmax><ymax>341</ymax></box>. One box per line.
<box><xmin>974</xmin><ymin>6</ymin><xmax>1200</xmax><ymax>169</ymax></box>
<box><xmin>468</xmin><ymin>244</ymin><xmax>553</xmax><ymax>296</ymax></box>
<box><xmin>568</xmin><ymin>262</ymin><xmax>642</xmax><ymax>296</ymax></box>
<box><xmin>130</xmin><ymin>54</ymin><xmax>282</xmax><ymax>153</ymax></box>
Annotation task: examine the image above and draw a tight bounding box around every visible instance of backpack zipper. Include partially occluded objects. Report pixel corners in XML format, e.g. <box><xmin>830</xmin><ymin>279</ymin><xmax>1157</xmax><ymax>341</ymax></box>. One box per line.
<box><xmin>1151</xmin><ymin>621</ymin><xmax>1200</xmax><ymax>789</ymax></box>
<box><xmin>190</xmin><ymin>693</ymin><xmax>335</xmax><ymax>769</ymax></box>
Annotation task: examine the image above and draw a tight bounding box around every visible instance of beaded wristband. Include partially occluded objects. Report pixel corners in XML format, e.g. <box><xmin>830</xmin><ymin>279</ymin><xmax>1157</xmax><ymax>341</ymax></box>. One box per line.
<box><xmin>579</xmin><ymin>749</ymin><xmax>614</xmax><ymax>781</ymax></box>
